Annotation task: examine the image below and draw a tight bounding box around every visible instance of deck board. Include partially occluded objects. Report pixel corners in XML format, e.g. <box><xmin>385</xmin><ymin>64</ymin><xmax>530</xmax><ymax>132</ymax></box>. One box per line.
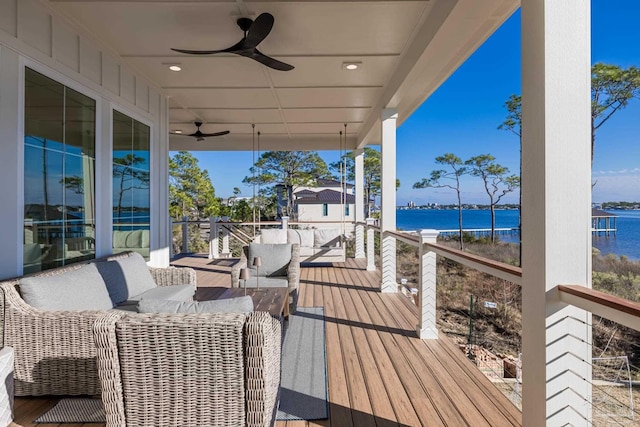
<box><xmin>11</xmin><ymin>255</ymin><xmax>521</xmax><ymax>427</ymax></box>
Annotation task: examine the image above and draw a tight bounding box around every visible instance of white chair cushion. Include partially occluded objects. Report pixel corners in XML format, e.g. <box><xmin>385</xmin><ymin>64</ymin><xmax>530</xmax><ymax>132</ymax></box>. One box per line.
<box><xmin>259</xmin><ymin>229</ymin><xmax>288</xmax><ymax>244</ymax></box>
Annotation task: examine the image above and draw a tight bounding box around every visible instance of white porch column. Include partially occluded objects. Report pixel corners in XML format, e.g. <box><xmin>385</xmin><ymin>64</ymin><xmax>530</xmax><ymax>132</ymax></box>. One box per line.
<box><xmin>521</xmin><ymin>1</ymin><xmax>592</xmax><ymax>425</ymax></box>
<box><xmin>208</xmin><ymin>217</ymin><xmax>219</xmax><ymax>259</ymax></box>
<box><xmin>417</xmin><ymin>230</ymin><xmax>438</xmax><ymax>339</ymax></box>
<box><xmin>221</xmin><ymin>226</ymin><xmax>230</xmax><ymax>258</ymax></box>
<box><xmin>281</xmin><ymin>216</ymin><xmax>289</xmax><ymax>230</ymax></box>
<box><xmin>380</xmin><ymin>109</ymin><xmax>397</xmax><ymax>292</ymax></box>
<box><xmin>354</xmin><ymin>149</ymin><xmax>365</xmax><ymax>258</ymax></box>
<box><xmin>366</xmin><ymin>218</ymin><xmax>376</xmax><ymax>271</ymax></box>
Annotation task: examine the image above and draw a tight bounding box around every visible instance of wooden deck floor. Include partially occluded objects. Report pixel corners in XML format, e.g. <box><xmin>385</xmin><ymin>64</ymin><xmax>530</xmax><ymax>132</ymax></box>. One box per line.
<box><xmin>11</xmin><ymin>255</ymin><xmax>521</xmax><ymax>427</ymax></box>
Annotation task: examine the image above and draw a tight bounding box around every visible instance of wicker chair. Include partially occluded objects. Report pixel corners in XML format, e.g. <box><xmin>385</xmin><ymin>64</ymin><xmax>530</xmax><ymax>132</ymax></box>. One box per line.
<box><xmin>231</xmin><ymin>243</ymin><xmax>300</xmax><ymax>313</ymax></box>
<box><xmin>93</xmin><ymin>311</ymin><xmax>281</xmax><ymax>427</ymax></box>
<box><xmin>0</xmin><ymin>252</ymin><xmax>197</xmax><ymax>396</ymax></box>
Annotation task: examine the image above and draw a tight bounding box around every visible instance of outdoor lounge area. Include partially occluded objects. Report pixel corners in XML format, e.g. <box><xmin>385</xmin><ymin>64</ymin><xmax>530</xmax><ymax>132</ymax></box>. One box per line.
<box><xmin>1</xmin><ymin>0</ymin><xmax>639</xmax><ymax>425</ymax></box>
<box><xmin>10</xmin><ymin>254</ymin><xmax>522</xmax><ymax>427</ymax></box>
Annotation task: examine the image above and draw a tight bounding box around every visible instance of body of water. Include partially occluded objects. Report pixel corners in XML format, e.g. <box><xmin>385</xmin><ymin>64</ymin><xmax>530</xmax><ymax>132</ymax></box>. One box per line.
<box><xmin>396</xmin><ymin>209</ymin><xmax>640</xmax><ymax>260</ymax></box>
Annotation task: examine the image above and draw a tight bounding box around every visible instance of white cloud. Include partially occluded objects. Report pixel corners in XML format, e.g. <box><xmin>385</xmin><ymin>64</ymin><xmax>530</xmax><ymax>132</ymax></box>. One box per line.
<box><xmin>593</xmin><ymin>167</ymin><xmax>640</xmax><ymax>175</ymax></box>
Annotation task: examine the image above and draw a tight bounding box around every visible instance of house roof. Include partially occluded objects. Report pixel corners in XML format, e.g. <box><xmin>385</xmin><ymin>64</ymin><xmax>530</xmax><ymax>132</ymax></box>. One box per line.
<box><xmin>315</xmin><ymin>178</ymin><xmax>354</xmax><ymax>188</ymax></box>
<box><xmin>295</xmin><ymin>189</ymin><xmax>355</xmax><ymax>204</ymax></box>
<box><xmin>48</xmin><ymin>0</ymin><xmax>517</xmax><ymax>152</ymax></box>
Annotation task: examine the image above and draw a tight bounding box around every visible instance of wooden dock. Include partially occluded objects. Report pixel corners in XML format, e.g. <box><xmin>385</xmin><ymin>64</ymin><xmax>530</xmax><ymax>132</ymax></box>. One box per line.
<box><xmin>11</xmin><ymin>254</ymin><xmax>521</xmax><ymax>427</ymax></box>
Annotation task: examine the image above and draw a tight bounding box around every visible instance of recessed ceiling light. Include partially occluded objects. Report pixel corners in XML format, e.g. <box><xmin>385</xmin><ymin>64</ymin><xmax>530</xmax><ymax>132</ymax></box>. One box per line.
<box><xmin>172</xmin><ymin>130</ymin><xmax>182</xmax><ymax>134</ymax></box>
<box><xmin>169</xmin><ymin>64</ymin><xmax>182</xmax><ymax>72</ymax></box>
<box><xmin>342</xmin><ymin>61</ymin><xmax>361</xmax><ymax>71</ymax></box>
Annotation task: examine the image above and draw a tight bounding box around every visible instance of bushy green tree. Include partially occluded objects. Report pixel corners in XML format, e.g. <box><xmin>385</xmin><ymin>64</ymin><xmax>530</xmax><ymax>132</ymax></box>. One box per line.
<box><xmin>243</xmin><ymin>151</ymin><xmax>330</xmax><ymax>218</ymax></box>
<box><xmin>500</xmin><ymin>63</ymin><xmax>640</xmax><ymax>166</ymax></box>
<box><xmin>169</xmin><ymin>151</ymin><xmax>219</xmax><ymax>220</ymax></box>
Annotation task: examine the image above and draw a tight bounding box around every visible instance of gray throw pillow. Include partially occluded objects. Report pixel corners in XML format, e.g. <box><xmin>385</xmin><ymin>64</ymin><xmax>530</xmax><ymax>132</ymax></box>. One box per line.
<box><xmin>248</xmin><ymin>243</ymin><xmax>291</xmax><ymax>277</ymax></box>
<box><xmin>94</xmin><ymin>252</ymin><xmax>157</xmax><ymax>305</ymax></box>
<box><xmin>137</xmin><ymin>297</ymin><xmax>254</xmax><ymax>314</ymax></box>
<box><xmin>20</xmin><ymin>263</ymin><xmax>114</xmax><ymax>310</ymax></box>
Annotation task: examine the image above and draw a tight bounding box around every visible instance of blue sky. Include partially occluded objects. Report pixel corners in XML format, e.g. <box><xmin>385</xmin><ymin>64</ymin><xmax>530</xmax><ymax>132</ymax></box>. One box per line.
<box><xmin>184</xmin><ymin>1</ymin><xmax>640</xmax><ymax>206</ymax></box>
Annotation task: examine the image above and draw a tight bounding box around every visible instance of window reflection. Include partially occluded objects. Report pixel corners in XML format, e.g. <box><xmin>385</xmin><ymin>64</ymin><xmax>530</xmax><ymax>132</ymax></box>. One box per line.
<box><xmin>113</xmin><ymin>111</ymin><xmax>150</xmax><ymax>260</ymax></box>
<box><xmin>23</xmin><ymin>68</ymin><xmax>96</xmax><ymax>273</ymax></box>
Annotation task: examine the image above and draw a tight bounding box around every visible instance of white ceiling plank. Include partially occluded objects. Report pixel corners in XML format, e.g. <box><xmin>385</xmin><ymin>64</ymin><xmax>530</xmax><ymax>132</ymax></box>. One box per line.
<box><xmin>284</xmin><ymin>107</ymin><xmax>370</xmax><ymax>123</ymax></box>
<box><xmin>165</xmin><ymin>88</ymin><xmax>278</xmax><ymax>109</ymax></box>
<box><xmin>46</xmin><ymin>0</ymin><xmax>517</xmax><ymax>151</ymax></box>
<box><xmin>277</xmin><ymin>87</ymin><xmax>381</xmax><ymax>109</ymax></box>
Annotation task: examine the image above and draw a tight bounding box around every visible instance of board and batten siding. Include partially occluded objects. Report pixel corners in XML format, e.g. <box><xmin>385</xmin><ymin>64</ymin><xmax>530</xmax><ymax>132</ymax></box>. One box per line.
<box><xmin>0</xmin><ymin>0</ymin><xmax>171</xmax><ymax>278</ymax></box>
<box><xmin>297</xmin><ymin>203</ymin><xmax>356</xmax><ymax>234</ymax></box>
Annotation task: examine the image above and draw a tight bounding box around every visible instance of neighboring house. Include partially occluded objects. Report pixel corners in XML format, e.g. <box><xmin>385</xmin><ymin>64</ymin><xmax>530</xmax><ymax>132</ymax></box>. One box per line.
<box><xmin>276</xmin><ymin>179</ymin><xmax>356</xmax><ymax>232</ymax></box>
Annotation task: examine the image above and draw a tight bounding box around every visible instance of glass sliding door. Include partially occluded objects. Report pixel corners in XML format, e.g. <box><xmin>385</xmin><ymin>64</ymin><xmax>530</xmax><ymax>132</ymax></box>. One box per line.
<box><xmin>24</xmin><ymin>68</ymin><xmax>96</xmax><ymax>273</ymax></box>
<box><xmin>112</xmin><ymin>110</ymin><xmax>150</xmax><ymax>260</ymax></box>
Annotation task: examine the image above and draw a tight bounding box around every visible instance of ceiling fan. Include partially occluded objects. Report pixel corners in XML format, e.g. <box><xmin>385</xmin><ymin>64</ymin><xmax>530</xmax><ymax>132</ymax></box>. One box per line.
<box><xmin>170</xmin><ymin>122</ymin><xmax>230</xmax><ymax>142</ymax></box>
<box><xmin>171</xmin><ymin>13</ymin><xmax>294</xmax><ymax>71</ymax></box>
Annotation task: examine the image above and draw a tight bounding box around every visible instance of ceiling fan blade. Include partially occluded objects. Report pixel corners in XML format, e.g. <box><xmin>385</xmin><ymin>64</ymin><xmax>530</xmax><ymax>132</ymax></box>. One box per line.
<box><xmin>169</xmin><ymin>132</ymin><xmax>187</xmax><ymax>136</ymax></box>
<box><xmin>171</xmin><ymin>48</ymin><xmax>226</xmax><ymax>55</ymax></box>
<box><xmin>245</xmin><ymin>13</ymin><xmax>274</xmax><ymax>48</ymax></box>
<box><xmin>201</xmin><ymin>130</ymin><xmax>231</xmax><ymax>137</ymax></box>
<box><xmin>245</xmin><ymin>49</ymin><xmax>294</xmax><ymax>71</ymax></box>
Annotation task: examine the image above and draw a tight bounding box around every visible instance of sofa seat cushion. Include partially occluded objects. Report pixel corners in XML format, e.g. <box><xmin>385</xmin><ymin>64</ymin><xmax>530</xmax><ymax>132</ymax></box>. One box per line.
<box><xmin>248</xmin><ymin>243</ymin><xmax>291</xmax><ymax>277</ymax></box>
<box><xmin>95</xmin><ymin>252</ymin><xmax>157</xmax><ymax>305</ymax></box>
<box><xmin>137</xmin><ymin>296</ymin><xmax>253</xmax><ymax>314</ymax></box>
<box><xmin>299</xmin><ymin>246</ymin><xmax>315</xmax><ymax>257</ymax></box>
<box><xmin>118</xmin><ymin>284</ymin><xmax>195</xmax><ymax>306</ymax></box>
<box><xmin>241</xmin><ymin>277</ymin><xmax>289</xmax><ymax>289</ymax></box>
<box><xmin>19</xmin><ymin>263</ymin><xmax>114</xmax><ymax>311</ymax></box>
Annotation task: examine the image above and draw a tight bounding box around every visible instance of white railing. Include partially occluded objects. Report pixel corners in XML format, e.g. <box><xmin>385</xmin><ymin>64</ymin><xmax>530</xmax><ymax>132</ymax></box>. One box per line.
<box><xmin>362</xmin><ymin>223</ymin><xmax>639</xmax><ymax>339</ymax></box>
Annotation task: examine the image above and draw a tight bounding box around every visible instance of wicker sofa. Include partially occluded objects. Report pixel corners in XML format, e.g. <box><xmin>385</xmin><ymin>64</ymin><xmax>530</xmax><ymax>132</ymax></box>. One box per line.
<box><xmin>0</xmin><ymin>251</ymin><xmax>197</xmax><ymax>396</ymax></box>
<box><xmin>94</xmin><ymin>311</ymin><xmax>281</xmax><ymax>427</ymax></box>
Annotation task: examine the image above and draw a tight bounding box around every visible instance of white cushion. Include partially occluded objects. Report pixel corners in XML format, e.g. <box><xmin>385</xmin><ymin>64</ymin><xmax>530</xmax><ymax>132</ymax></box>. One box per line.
<box><xmin>259</xmin><ymin>229</ymin><xmax>287</xmax><ymax>244</ymax></box>
<box><xmin>287</xmin><ymin>229</ymin><xmax>315</xmax><ymax>247</ymax></box>
<box><xmin>313</xmin><ymin>229</ymin><xmax>342</xmax><ymax>248</ymax></box>
<box><xmin>20</xmin><ymin>263</ymin><xmax>114</xmax><ymax>310</ymax></box>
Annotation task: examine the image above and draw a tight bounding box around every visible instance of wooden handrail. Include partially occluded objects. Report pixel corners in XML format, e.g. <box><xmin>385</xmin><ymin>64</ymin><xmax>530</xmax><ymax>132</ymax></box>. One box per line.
<box><xmin>384</xmin><ymin>230</ymin><xmax>420</xmax><ymax>245</ymax></box>
<box><xmin>381</xmin><ymin>230</ymin><xmax>522</xmax><ymax>284</ymax></box>
<box><xmin>558</xmin><ymin>285</ymin><xmax>640</xmax><ymax>331</ymax></box>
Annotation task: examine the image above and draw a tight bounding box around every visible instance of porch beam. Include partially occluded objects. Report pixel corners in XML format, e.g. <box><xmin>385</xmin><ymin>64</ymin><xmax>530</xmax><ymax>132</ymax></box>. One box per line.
<box><xmin>380</xmin><ymin>109</ymin><xmax>397</xmax><ymax>293</ymax></box>
<box><xmin>354</xmin><ymin>149</ymin><xmax>365</xmax><ymax>258</ymax></box>
<box><xmin>521</xmin><ymin>0</ymin><xmax>592</xmax><ymax>425</ymax></box>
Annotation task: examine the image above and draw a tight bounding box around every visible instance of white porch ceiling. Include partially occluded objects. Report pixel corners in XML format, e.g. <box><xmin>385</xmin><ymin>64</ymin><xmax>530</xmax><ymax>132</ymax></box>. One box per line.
<box><xmin>48</xmin><ymin>0</ymin><xmax>518</xmax><ymax>151</ymax></box>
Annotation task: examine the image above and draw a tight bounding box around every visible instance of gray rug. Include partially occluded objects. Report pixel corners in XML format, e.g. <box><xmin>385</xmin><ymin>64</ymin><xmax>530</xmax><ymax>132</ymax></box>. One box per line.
<box><xmin>277</xmin><ymin>307</ymin><xmax>329</xmax><ymax>421</ymax></box>
<box><xmin>35</xmin><ymin>398</ymin><xmax>106</xmax><ymax>423</ymax></box>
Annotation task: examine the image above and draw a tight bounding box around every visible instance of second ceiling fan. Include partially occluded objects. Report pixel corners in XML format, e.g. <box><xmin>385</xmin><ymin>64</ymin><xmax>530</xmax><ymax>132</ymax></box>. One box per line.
<box><xmin>171</xmin><ymin>13</ymin><xmax>294</xmax><ymax>71</ymax></box>
<box><xmin>170</xmin><ymin>122</ymin><xmax>230</xmax><ymax>142</ymax></box>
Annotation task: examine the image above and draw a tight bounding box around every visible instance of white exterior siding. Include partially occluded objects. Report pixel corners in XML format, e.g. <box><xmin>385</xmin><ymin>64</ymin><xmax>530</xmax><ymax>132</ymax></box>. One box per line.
<box><xmin>0</xmin><ymin>0</ymin><xmax>170</xmax><ymax>278</ymax></box>
<box><xmin>297</xmin><ymin>203</ymin><xmax>354</xmax><ymax>224</ymax></box>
